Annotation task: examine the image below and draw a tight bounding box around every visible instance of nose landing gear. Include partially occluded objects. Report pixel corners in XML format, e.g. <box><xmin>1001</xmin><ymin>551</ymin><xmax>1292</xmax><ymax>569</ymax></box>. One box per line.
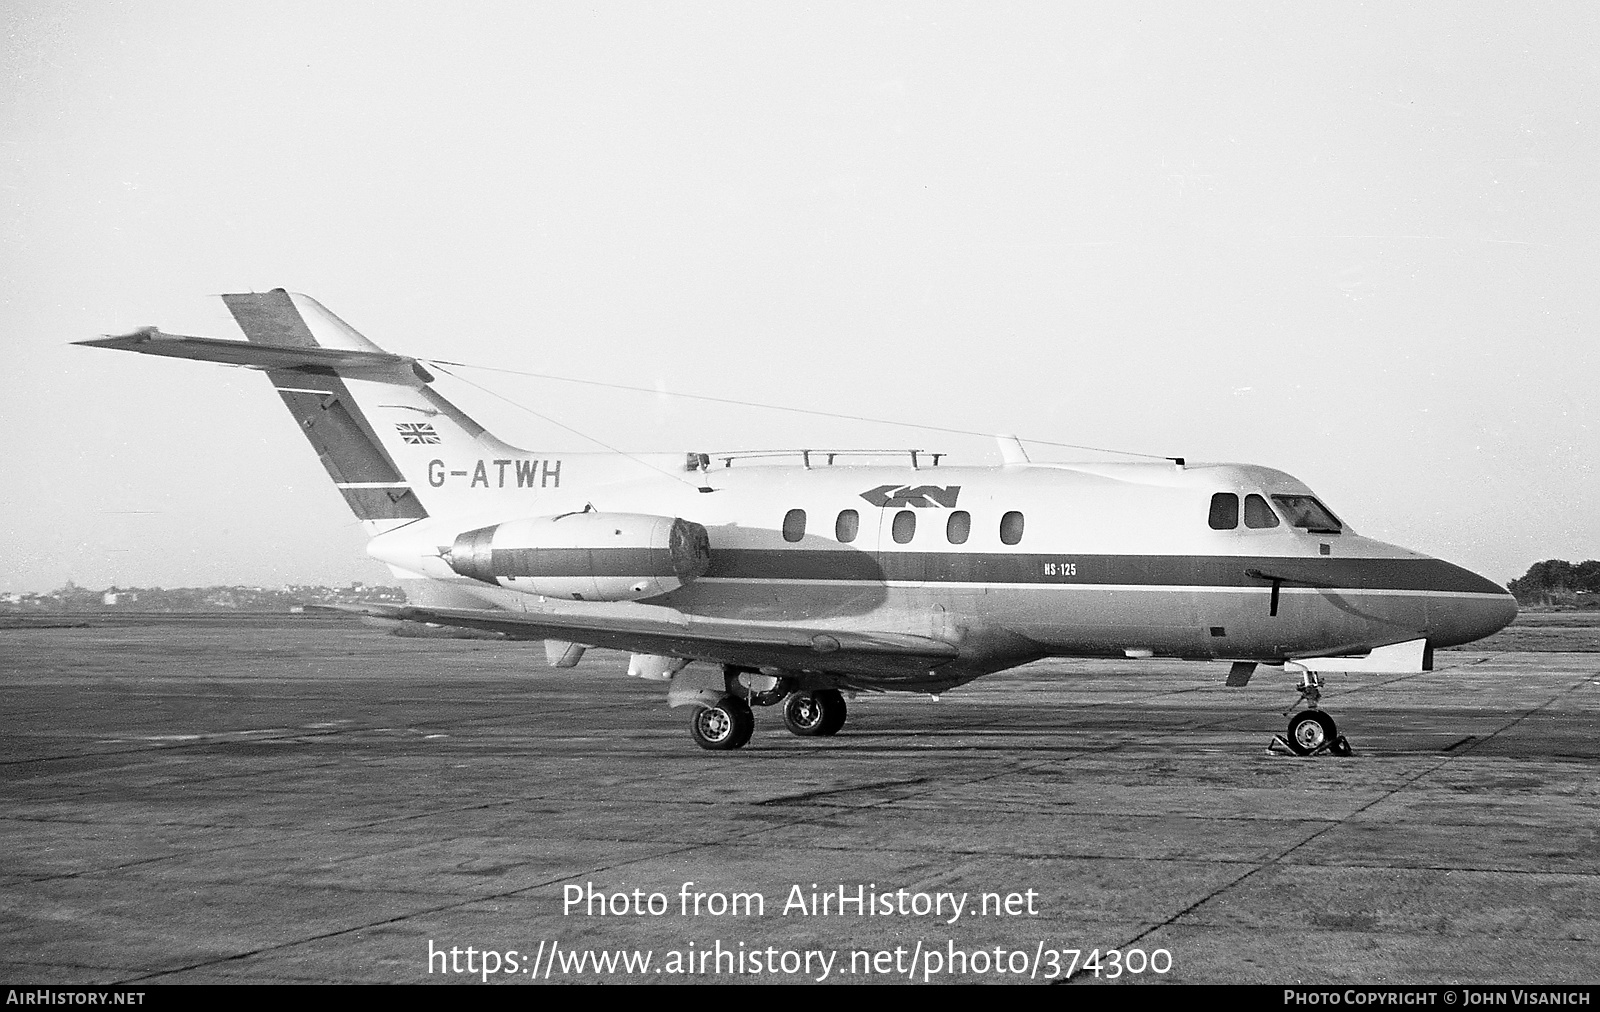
<box><xmin>1270</xmin><ymin>669</ymin><xmax>1353</xmax><ymax>757</ymax></box>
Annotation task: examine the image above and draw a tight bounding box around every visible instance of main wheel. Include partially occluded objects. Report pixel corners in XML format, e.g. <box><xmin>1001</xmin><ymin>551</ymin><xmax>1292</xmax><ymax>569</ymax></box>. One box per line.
<box><xmin>816</xmin><ymin>689</ymin><xmax>847</xmax><ymax>736</ymax></box>
<box><xmin>783</xmin><ymin>690</ymin><xmax>846</xmax><ymax>737</ymax></box>
<box><xmin>783</xmin><ymin>692</ymin><xmax>826</xmax><ymax>736</ymax></box>
<box><xmin>691</xmin><ymin>696</ymin><xmax>754</xmax><ymax>751</ymax></box>
<box><xmin>1286</xmin><ymin>710</ymin><xmax>1338</xmax><ymax>756</ymax></box>
<box><xmin>729</xmin><ymin>702</ymin><xmax>755</xmax><ymax>748</ymax></box>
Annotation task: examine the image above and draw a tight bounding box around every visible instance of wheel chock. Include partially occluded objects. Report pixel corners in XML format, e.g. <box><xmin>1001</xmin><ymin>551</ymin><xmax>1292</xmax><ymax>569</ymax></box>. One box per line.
<box><xmin>1266</xmin><ymin>734</ymin><xmax>1355</xmax><ymax>757</ymax></box>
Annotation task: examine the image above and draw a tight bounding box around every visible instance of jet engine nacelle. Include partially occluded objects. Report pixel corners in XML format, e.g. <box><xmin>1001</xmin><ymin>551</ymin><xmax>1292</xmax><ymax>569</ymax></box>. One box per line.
<box><xmin>445</xmin><ymin>512</ymin><xmax>711</xmax><ymax>602</ymax></box>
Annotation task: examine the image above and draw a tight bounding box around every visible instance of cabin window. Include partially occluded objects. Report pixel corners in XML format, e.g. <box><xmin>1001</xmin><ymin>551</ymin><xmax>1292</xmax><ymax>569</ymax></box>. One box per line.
<box><xmin>1271</xmin><ymin>495</ymin><xmax>1344</xmax><ymax>534</ymax></box>
<box><xmin>999</xmin><ymin>510</ymin><xmax>1025</xmax><ymax>545</ymax></box>
<box><xmin>892</xmin><ymin>510</ymin><xmax>916</xmax><ymax>544</ymax></box>
<box><xmin>835</xmin><ymin>509</ymin><xmax>859</xmax><ymax>543</ymax></box>
<box><xmin>1208</xmin><ymin>493</ymin><xmax>1239</xmax><ymax>530</ymax></box>
<box><xmin>1243</xmin><ymin>494</ymin><xmax>1280</xmax><ymax>529</ymax></box>
<box><xmin>946</xmin><ymin>510</ymin><xmax>971</xmax><ymax>545</ymax></box>
<box><xmin>782</xmin><ymin>509</ymin><xmax>806</xmax><ymax>543</ymax></box>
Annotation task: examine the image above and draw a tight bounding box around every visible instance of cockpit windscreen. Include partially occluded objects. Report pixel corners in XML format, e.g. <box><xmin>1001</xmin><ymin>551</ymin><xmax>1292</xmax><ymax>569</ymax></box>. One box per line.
<box><xmin>1270</xmin><ymin>495</ymin><xmax>1343</xmax><ymax>534</ymax></box>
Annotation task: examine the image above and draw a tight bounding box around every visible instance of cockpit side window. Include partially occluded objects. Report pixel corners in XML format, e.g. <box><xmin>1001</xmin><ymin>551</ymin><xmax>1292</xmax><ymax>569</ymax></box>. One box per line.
<box><xmin>1208</xmin><ymin>493</ymin><xmax>1239</xmax><ymax>530</ymax></box>
<box><xmin>1270</xmin><ymin>494</ymin><xmax>1343</xmax><ymax>534</ymax></box>
<box><xmin>1243</xmin><ymin>494</ymin><xmax>1280</xmax><ymax>529</ymax></box>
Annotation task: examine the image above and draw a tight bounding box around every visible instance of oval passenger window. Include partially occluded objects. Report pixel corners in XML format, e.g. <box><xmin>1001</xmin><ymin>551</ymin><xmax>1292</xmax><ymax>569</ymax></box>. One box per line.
<box><xmin>782</xmin><ymin>509</ymin><xmax>806</xmax><ymax>543</ymax></box>
<box><xmin>946</xmin><ymin>510</ymin><xmax>970</xmax><ymax>545</ymax></box>
<box><xmin>892</xmin><ymin>510</ymin><xmax>916</xmax><ymax>544</ymax></box>
<box><xmin>835</xmin><ymin>509</ymin><xmax>859</xmax><ymax>543</ymax></box>
<box><xmin>999</xmin><ymin>511</ymin><xmax>1024</xmax><ymax>546</ymax></box>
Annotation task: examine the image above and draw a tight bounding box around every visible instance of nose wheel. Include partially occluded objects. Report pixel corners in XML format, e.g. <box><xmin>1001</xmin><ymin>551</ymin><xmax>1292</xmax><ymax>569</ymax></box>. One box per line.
<box><xmin>1286</xmin><ymin>710</ymin><xmax>1338</xmax><ymax>753</ymax></box>
<box><xmin>1272</xmin><ymin>670</ymin><xmax>1353</xmax><ymax>757</ymax></box>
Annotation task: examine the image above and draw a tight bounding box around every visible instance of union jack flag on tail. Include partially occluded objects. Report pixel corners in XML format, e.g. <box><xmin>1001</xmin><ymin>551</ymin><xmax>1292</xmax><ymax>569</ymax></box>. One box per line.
<box><xmin>396</xmin><ymin>422</ymin><xmax>440</xmax><ymax>444</ymax></box>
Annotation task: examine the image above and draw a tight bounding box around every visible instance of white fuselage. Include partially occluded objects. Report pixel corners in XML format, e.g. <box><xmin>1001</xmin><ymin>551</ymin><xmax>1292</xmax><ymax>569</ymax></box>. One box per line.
<box><xmin>368</xmin><ymin>457</ymin><xmax>1516</xmax><ymax>684</ymax></box>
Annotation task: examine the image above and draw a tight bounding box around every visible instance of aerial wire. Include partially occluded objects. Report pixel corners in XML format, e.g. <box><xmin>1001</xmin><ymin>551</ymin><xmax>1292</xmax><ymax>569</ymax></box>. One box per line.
<box><xmin>429</xmin><ymin>363</ymin><xmax>707</xmax><ymax>490</ymax></box>
<box><xmin>422</xmin><ymin>358</ymin><xmax>1171</xmax><ymax>462</ymax></box>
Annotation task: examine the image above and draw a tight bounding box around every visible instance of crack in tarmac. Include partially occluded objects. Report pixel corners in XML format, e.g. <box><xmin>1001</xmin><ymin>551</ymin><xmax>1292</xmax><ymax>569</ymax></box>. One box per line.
<box><xmin>1063</xmin><ymin>662</ymin><xmax>1600</xmax><ymax>982</ymax></box>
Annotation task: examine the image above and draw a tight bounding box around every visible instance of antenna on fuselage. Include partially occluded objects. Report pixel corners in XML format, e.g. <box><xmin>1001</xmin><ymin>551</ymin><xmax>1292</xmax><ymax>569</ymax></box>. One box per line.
<box><xmin>996</xmin><ymin>434</ymin><xmax>1031</xmax><ymax>465</ymax></box>
<box><xmin>685</xmin><ymin>452</ymin><xmax>716</xmax><ymax>493</ymax></box>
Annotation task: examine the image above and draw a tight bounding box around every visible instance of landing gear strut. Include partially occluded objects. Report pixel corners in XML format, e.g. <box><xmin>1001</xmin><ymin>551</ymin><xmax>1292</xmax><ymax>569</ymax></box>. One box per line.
<box><xmin>1273</xmin><ymin>669</ymin><xmax>1353</xmax><ymax>757</ymax></box>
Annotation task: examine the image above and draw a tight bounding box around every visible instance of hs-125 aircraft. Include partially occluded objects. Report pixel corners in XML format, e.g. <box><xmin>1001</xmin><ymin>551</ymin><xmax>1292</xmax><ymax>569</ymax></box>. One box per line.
<box><xmin>82</xmin><ymin>291</ymin><xmax>1517</xmax><ymax>753</ymax></box>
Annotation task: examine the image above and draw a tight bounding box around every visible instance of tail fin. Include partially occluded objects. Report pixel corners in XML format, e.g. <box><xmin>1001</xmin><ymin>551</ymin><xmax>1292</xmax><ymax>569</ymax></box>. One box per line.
<box><xmin>80</xmin><ymin>289</ymin><xmax>559</xmax><ymax>528</ymax></box>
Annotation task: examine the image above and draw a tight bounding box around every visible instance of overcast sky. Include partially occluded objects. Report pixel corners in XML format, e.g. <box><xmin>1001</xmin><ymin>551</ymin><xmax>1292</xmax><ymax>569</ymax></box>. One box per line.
<box><xmin>3</xmin><ymin>2</ymin><xmax>1596</xmax><ymax>592</ymax></box>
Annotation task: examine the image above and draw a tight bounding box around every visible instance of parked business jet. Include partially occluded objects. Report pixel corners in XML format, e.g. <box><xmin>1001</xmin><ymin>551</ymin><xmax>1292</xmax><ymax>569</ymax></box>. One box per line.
<box><xmin>81</xmin><ymin>291</ymin><xmax>1517</xmax><ymax>753</ymax></box>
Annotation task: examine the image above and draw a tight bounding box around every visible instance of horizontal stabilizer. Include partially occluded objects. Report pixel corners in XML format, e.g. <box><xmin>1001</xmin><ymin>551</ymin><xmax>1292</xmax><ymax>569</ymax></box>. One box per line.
<box><xmin>76</xmin><ymin>328</ymin><xmax>432</xmax><ymax>385</ymax></box>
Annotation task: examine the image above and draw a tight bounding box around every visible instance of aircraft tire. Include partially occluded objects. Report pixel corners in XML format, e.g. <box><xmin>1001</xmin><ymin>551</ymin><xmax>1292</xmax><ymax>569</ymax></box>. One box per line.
<box><xmin>1286</xmin><ymin>710</ymin><xmax>1337</xmax><ymax>756</ymax></box>
<box><xmin>783</xmin><ymin>690</ymin><xmax>846</xmax><ymax>737</ymax></box>
<box><xmin>729</xmin><ymin>702</ymin><xmax>755</xmax><ymax>748</ymax></box>
<box><xmin>816</xmin><ymin>689</ymin><xmax>847</xmax><ymax>736</ymax></box>
<box><xmin>692</xmin><ymin>696</ymin><xmax>754</xmax><ymax>751</ymax></box>
<box><xmin>782</xmin><ymin>692</ymin><xmax>829</xmax><ymax>736</ymax></box>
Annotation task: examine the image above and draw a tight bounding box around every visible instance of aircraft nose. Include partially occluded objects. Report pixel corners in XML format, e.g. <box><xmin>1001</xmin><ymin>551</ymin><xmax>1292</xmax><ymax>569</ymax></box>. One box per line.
<box><xmin>1487</xmin><ymin>587</ymin><xmax>1518</xmax><ymax>634</ymax></box>
<box><xmin>1461</xmin><ymin>588</ymin><xmax>1518</xmax><ymax>645</ymax></box>
<box><xmin>1427</xmin><ymin>560</ymin><xmax>1517</xmax><ymax>648</ymax></box>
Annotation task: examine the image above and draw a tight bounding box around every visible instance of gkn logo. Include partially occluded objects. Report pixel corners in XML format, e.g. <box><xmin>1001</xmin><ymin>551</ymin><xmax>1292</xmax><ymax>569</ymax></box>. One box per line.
<box><xmin>859</xmin><ymin>484</ymin><xmax>961</xmax><ymax>508</ymax></box>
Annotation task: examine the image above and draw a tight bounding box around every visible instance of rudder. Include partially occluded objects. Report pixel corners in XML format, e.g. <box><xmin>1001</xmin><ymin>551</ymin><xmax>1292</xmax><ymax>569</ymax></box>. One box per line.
<box><xmin>222</xmin><ymin>290</ymin><xmax>430</xmax><ymax>524</ymax></box>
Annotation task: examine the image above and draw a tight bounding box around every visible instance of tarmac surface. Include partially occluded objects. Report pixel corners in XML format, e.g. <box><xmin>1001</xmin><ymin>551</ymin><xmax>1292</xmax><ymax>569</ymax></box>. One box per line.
<box><xmin>1</xmin><ymin>613</ymin><xmax>1597</xmax><ymax>985</ymax></box>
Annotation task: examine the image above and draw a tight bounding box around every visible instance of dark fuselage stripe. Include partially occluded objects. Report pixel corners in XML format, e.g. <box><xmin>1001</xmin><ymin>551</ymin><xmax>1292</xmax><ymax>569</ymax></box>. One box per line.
<box><xmin>490</xmin><ymin>546</ymin><xmax>677</xmax><ymax>579</ymax></box>
<box><xmin>700</xmin><ymin>549</ymin><xmax>1506</xmax><ymax>595</ymax></box>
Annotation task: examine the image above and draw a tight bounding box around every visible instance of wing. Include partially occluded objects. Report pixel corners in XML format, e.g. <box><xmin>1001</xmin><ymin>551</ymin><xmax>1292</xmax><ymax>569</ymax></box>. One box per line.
<box><xmin>317</xmin><ymin>602</ymin><xmax>960</xmax><ymax>686</ymax></box>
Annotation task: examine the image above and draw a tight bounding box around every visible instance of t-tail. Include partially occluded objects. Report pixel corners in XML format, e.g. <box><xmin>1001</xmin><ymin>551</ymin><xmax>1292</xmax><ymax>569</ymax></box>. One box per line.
<box><xmin>79</xmin><ymin>289</ymin><xmax>584</xmax><ymax>534</ymax></box>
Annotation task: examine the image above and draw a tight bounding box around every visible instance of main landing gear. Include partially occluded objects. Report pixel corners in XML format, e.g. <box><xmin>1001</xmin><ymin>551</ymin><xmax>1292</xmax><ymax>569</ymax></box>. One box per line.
<box><xmin>1271</xmin><ymin>670</ymin><xmax>1353</xmax><ymax>757</ymax></box>
<box><xmin>782</xmin><ymin>690</ymin><xmax>847</xmax><ymax>737</ymax></box>
<box><xmin>690</xmin><ymin>695</ymin><xmax>754</xmax><ymax>751</ymax></box>
<box><xmin>687</xmin><ymin>668</ymin><xmax>849</xmax><ymax>751</ymax></box>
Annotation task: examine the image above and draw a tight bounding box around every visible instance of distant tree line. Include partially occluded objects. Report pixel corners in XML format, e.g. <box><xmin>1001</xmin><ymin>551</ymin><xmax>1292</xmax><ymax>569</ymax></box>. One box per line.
<box><xmin>1</xmin><ymin>582</ymin><xmax>405</xmax><ymax>613</ymax></box>
<box><xmin>1507</xmin><ymin>560</ymin><xmax>1600</xmax><ymax>606</ymax></box>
